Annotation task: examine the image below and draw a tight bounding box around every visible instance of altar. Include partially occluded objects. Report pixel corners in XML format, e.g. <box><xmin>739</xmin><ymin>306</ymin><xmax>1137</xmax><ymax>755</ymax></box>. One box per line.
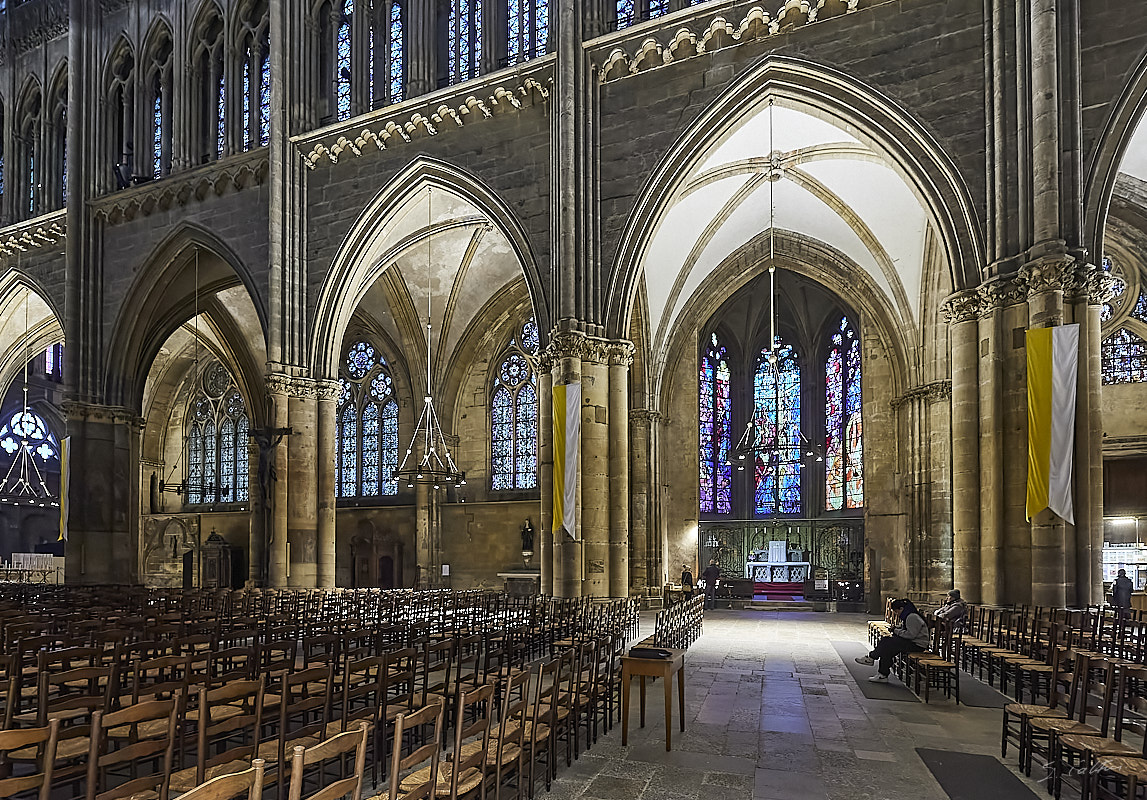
<box><xmin>745</xmin><ymin>560</ymin><xmax>811</xmax><ymax>582</ymax></box>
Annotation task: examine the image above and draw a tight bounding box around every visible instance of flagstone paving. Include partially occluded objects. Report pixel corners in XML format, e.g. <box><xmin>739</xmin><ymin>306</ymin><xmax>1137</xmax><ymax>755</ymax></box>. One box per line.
<box><xmin>544</xmin><ymin>609</ymin><xmax>1048</xmax><ymax>800</ymax></box>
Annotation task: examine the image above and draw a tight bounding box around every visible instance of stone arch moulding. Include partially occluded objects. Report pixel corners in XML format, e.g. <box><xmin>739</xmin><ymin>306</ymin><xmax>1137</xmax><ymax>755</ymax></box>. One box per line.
<box><xmin>0</xmin><ymin>269</ymin><xmax>64</xmax><ymax>402</ymax></box>
<box><xmin>657</xmin><ymin>229</ymin><xmax>912</xmax><ymax>411</ymax></box>
<box><xmin>102</xmin><ymin>222</ymin><xmax>269</xmax><ymax>412</ymax></box>
<box><xmin>310</xmin><ymin>156</ymin><xmax>550</xmax><ymax>380</ymax></box>
<box><xmin>604</xmin><ymin>54</ymin><xmax>985</xmax><ymax>339</ymax></box>
<box><xmin>1084</xmin><ymin>49</ymin><xmax>1147</xmax><ymax>265</ymax></box>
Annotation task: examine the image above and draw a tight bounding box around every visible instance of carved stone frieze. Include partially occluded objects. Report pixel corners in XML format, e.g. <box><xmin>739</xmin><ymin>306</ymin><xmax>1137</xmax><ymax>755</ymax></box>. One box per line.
<box><xmin>298</xmin><ymin>64</ymin><xmax>553</xmax><ymax>169</ymax></box>
<box><xmin>264</xmin><ymin>373</ymin><xmax>322</xmax><ymax>399</ymax></box>
<box><xmin>628</xmin><ymin>408</ymin><xmax>662</xmax><ymax>425</ymax></box>
<box><xmin>1071</xmin><ymin>262</ymin><xmax>1119</xmax><ymax>306</ymax></box>
<box><xmin>61</xmin><ymin>401</ymin><xmax>144</xmax><ymax>429</ymax></box>
<box><xmin>592</xmin><ymin>1</ymin><xmax>866</xmax><ymax>84</ymax></box>
<box><xmin>3</xmin><ymin>0</ymin><xmax>69</xmax><ymax>60</ymax></box>
<box><xmin>939</xmin><ymin>290</ymin><xmax>980</xmax><ymax>325</ymax></box>
<box><xmin>544</xmin><ymin>331</ymin><xmax>633</xmax><ymax>367</ymax></box>
<box><xmin>607</xmin><ymin>341</ymin><xmax>636</xmax><ymax>368</ymax></box>
<box><xmin>890</xmin><ymin>381</ymin><xmax>952</xmax><ymax>411</ymax></box>
<box><xmin>0</xmin><ymin>210</ymin><xmax>66</xmax><ymax>260</ymax></box>
<box><xmin>92</xmin><ymin>153</ymin><xmax>269</xmax><ymax>225</ymax></box>
<box><xmin>315</xmin><ymin>380</ymin><xmax>343</xmax><ymax>403</ymax></box>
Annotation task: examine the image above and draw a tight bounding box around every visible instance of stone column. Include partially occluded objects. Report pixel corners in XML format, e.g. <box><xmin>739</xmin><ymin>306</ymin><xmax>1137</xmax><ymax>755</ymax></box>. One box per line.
<box><xmin>267</xmin><ymin>377</ymin><xmax>291</xmax><ymax>587</ymax></box>
<box><xmin>247</xmin><ymin>438</ymin><xmax>263</xmax><ymax>586</ymax></box>
<box><xmin>607</xmin><ymin>344</ymin><xmax>632</xmax><ymax>597</ymax></box>
<box><xmin>287</xmin><ymin>381</ymin><xmax>318</xmax><ymax>588</ymax></box>
<box><xmin>551</xmin><ymin>334</ymin><xmax>583</xmax><ymax>598</ymax></box>
<box><xmin>943</xmin><ymin>291</ymin><xmax>982</xmax><ymax>601</ymax></box>
<box><xmin>538</xmin><ymin>359</ymin><xmax>554</xmax><ymax>594</ymax></box>
<box><xmin>581</xmin><ymin>349</ymin><xmax>609</xmax><ymax>597</ymax></box>
<box><xmin>628</xmin><ymin>409</ymin><xmax>655</xmax><ymax>595</ymax></box>
<box><xmin>315</xmin><ymin>380</ymin><xmax>339</xmax><ymax>588</ymax></box>
<box><xmin>1024</xmin><ymin>258</ymin><xmax>1071</xmax><ymax>608</ymax></box>
<box><xmin>62</xmin><ymin>403</ymin><xmax>143</xmax><ymax>584</ymax></box>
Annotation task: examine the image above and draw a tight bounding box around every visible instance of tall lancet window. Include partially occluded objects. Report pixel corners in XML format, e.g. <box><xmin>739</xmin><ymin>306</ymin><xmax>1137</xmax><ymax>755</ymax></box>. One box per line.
<box><xmin>337</xmin><ymin>341</ymin><xmax>400</xmax><ymax>498</ymax></box>
<box><xmin>185</xmin><ymin>363</ymin><xmax>250</xmax><ymax>506</ymax></box>
<box><xmin>1102</xmin><ymin>328</ymin><xmax>1147</xmax><ymax>384</ymax></box>
<box><xmin>699</xmin><ymin>332</ymin><xmax>732</xmax><ymax>515</ymax></box>
<box><xmin>145</xmin><ymin>28</ymin><xmax>174</xmax><ymax>178</ymax></box>
<box><xmin>507</xmin><ymin>0</ymin><xmax>548</xmax><ymax>64</ymax></box>
<box><xmin>49</xmin><ymin>71</ymin><xmax>67</xmax><ymax>210</ymax></box>
<box><xmin>491</xmin><ymin>317</ymin><xmax>539</xmax><ymax>491</ymax></box>
<box><xmin>106</xmin><ymin>43</ymin><xmax>134</xmax><ymax>191</ymax></box>
<box><xmin>753</xmin><ymin>343</ymin><xmax>801</xmax><ymax>515</ymax></box>
<box><xmin>193</xmin><ymin>10</ymin><xmax>226</xmax><ymax>163</ymax></box>
<box><xmin>17</xmin><ymin>85</ymin><xmax>42</xmax><ymax>219</ymax></box>
<box><xmin>826</xmin><ymin>316</ymin><xmax>863</xmax><ymax>510</ymax></box>
<box><xmin>337</xmin><ymin>0</ymin><xmax>354</xmax><ymax>120</ymax></box>
<box><xmin>447</xmin><ymin>0</ymin><xmax>483</xmax><ymax>85</ymax></box>
<box><xmin>238</xmin><ymin>0</ymin><xmax>271</xmax><ymax>149</ymax></box>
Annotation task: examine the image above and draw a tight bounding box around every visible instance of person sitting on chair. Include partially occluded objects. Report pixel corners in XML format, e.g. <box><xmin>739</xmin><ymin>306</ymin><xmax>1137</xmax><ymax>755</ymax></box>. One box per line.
<box><xmin>855</xmin><ymin>598</ymin><xmax>930</xmax><ymax>682</ymax></box>
<box><xmin>933</xmin><ymin>589</ymin><xmax>968</xmax><ymax>631</ymax></box>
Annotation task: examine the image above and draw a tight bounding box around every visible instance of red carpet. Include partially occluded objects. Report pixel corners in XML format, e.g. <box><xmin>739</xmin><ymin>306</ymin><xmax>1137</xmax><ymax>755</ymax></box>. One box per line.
<box><xmin>753</xmin><ymin>581</ymin><xmax>805</xmax><ymax>601</ymax></box>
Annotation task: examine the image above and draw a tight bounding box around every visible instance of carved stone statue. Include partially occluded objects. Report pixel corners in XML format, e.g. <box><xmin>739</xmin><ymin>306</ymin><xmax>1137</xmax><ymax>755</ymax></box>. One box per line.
<box><xmin>520</xmin><ymin>518</ymin><xmax>535</xmax><ymax>553</ymax></box>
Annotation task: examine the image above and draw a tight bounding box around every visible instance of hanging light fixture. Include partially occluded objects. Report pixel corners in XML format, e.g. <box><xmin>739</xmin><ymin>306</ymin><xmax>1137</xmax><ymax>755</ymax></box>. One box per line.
<box><xmin>726</xmin><ymin>98</ymin><xmax>822</xmax><ymax>470</ymax></box>
<box><xmin>0</xmin><ymin>288</ymin><xmax>60</xmax><ymax>508</ymax></box>
<box><xmin>392</xmin><ymin>187</ymin><xmax>466</xmax><ymax>492</ymax></box>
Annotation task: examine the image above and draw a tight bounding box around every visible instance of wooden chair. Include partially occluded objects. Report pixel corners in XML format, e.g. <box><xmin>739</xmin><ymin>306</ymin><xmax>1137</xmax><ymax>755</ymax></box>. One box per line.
<box><xmin>338</xmin><ymin>656</ymin><xmax>386</xmax><ymax>786</ymax></box>
<box><xmin>1001</xmin><ymin>643</ymin><xmax>1071</xmax><ymax>763</ymax></box>
<box><xmin>173</xmin><ymin>760</ymin><xmax>265</xmax><ymax>800</ymax></box>
<box><xmin>398</xmin><ymin>684</ymin><xmax>493</xmax><ymax>800</ymax></box>
<box><xmin>1023</xmin><ymin>653</ymin><xmax>1112</xmax><ymax>777</ymax></box>
<box><xmin>285</xmin><ymin>721</ymin><xmax>369</xmax><ymax>800</ymax></box>
<box><xmin>383</xmin><ymin>703</ymin><xmax>445</xmax><ymax>800</ymax></box>
<box><xmin>169</xmin><ymin>680</ymin><xmax>265</xmax><ymax>794</ymax></box>
<box><xmin>85</xmin><ymin>697</ymin><xmax>180</xmax><ymax>800</ymax></box>
<box><xmin>0</xmin><ymin>719</ymin><xmax>59</xmax><ymax>800</ymax></box>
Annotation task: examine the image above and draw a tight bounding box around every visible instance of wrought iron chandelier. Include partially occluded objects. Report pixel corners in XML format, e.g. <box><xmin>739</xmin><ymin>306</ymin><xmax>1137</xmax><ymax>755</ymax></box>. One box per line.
<box><xmin>0</xmin><ymin>289</ymin><xmax>59</xmax><ymax>508</ymax></box>
<box><xmin>392</xmin><ymin>187</ymin><xmax>466</xmax><ymax>491</ymax></box>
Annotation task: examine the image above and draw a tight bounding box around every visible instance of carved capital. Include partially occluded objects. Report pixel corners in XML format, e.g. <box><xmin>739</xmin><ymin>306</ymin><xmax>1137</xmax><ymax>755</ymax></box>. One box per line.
<box><xmin>889</xmin><ymin>381</ymin><xmax>952</xmax><ymax>411</ymax></box>
<box><xmin>976</xmin><ymin>275</ymin><xmax>1027</xmax><ymax>314</ymax></box>
<box><xmin>61</xmin><ymin>401</ymin><xmax>144</xmax><ymax>430</ymax></box>
<box><xmin>1019</xmin><ymin>255</ymin><xmax>1076</xmax><ymax>297</ymax></box>
<box><xmin>543</xmin><ymin>331</ymin><xmax>623</xmax><ymax>366</ymax></box>
<box><xmin>607</xmin><ymin>341</ymin><xmax>635</xmax><ymax>368</ymax></box>
<box><xmin>940</xmin><ymin>290</ymin><xmax>981</xmax><ymax>324</ymax></box>
<box><xmin>1072</xmin><ymin>262</ymin><xmax>1120</xmax><ymax>306</ymax></box>
<box><xmin>628</xmin><ymin>408</ymin><xmax>662</xmax><ymax>425</ymax></box>
<box><xmin>314</xmin><ymin>380</ymin><xmax>343</xmax><ymax>403</ymax></box>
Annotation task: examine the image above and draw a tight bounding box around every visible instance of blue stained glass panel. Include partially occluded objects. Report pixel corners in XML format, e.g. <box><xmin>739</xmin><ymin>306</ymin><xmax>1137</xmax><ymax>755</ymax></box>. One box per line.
<box><xmin>216</xmin><ymin>73</ymin><xmax>226</xmax><ymax>158</ymax></box>
<box><xmin>242</xmin><ymin>57</ymin><xmax>252</xmax><ymax>150</ymax></box>
<box><xmin>338</xmin><ymin>405</ymin><xmax>357</xmax><ymax>497</ymax></box>
<box><xmin>381</xmin><ymin>400</ymin><xmax>399</xmax><ymax>494</ymax></box>
<box><xmin>449</xmin><ymin>0</ymin><xmax>482</xmax><ymax>85</ymax></box>
<box><xmin>535</xmin><ymin>0</ymin><xmax>548</xmax><ymax>54</ymax></box>
<box><xmin>361</xmin><ymin>402</ymin><xmax>380</xmax><ymax>496</ymax></box>
<box><xmin>616</xmin><ymin>0</ymin><xmax>635</xmax><ymax>29</ymax></box>
<box><xmin>753</xmin><ymin>344</ymin><xmax>801</xmax><ymax>516</ymax></box>
<box><xmin>26</xmin><ymin>149</ymin><xmax>34</xmax><ymax>215</ymax></box>
<box><xmin>153</xmin><ymin>93</ymin><xmax>163</xmax><ymax>177</ymax></box>
<box><xmin>522</xmin><ymin>317</ymin><xmax>539</xmax><ymax>354</ymax></box>
<box><xmin>389</xmin><ymin>2</ymin><xmax>404</xmax><ymax>103</ymax></box>
<box><xmin>337</xmin><ymin>0</ymin><xmax>353</xmax><ymax>120</ymax></box>
<box><xmin>648</xmin><ymin>0</ymin><xmax>669</xmax><ymax>17</ymax></box>
<box><xmin>515</xmin><ymin>383</ymin><xmax>538</xmax><ymax>489</ymax></box>
<box><xmin>508</xmin><ymin>0</ymin><xmax>521</xmax><ymax>64</ymax></box>
<box><xmin>845</xmin><ymin>336</ymin><xmax>863</xmax><ymax>507</ymax></box>
<box><xmin>236</xmin><ymin>414</ymin><xmax>249</xmax><ymax>501</ymax></box>
<box><xmin>203</xmin><ymin>420</ymin><xmax>217</xmax><ymax>503</ymax></box>
<box><xmin>259</xmin><ymin>41</ymin><xmax>271</xmax><ymax>145</ymax></box>
<box><xmin>1133</xmin><ymin>291</ymin><xmax>1147</xmax><ymax>323</ymax></box>
<box><xmin>825</xmin><ymin>334</ymin><xmax>844</xmax><ymax>511</ymax></box>
<box><xmin>1102</xmin><ymin>328</ymin><xmax>1147</xmax><ymax>385</ymax></box>
<box><xmin>699</xmin><ymin>333</ymin><xmax>731</xmax><ymax>514</ymax></box>
<box><xmin>188</xmin><ymin>424</ymin><xmax>203</xmax><ymax>505</ymax></box>
<box><xmin>220</xmin><ymin>419</ymin><xmax>235</xmax><ymax>502</ymax></box>
<box><xmin>347</xmin><ymin>342</ymin><xmax>376</xmax><ymax>378</ymax></box>
<box><xmin>491</xmin><ymin>386</ymin><xmax>513</xmax><ymax>490</ymax></box>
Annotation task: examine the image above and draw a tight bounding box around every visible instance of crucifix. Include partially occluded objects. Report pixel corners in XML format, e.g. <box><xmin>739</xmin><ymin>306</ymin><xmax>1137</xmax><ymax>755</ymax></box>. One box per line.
<box><xmin>249</xmin><ymin>426</ymin><xmax>293</xmax><ymax>517</ymax></box>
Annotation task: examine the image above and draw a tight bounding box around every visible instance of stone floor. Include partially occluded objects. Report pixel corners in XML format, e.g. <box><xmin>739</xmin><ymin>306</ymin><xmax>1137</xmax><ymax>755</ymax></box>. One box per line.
<box><xmin>543</xmin><ymin>609</ymin><xmax>1048</xmax><ymax>800</ymax></box>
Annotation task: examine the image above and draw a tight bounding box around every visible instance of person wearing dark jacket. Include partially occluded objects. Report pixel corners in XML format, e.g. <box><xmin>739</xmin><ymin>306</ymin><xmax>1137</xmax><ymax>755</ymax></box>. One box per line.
<box><xmin>1114</xmin><ymin>569</ymin><xmax>1134</xmax><ymax>618</ymax></box>
<box><xmin>701</xmin><ymin>560</ymin><xmax>721</xmax><ymax>609</ymax></box>
<box><xmin>855</xmin><ymin>598</ymin><xmax>930</xmax><ymax>682</ymax></box>
<box><xmin>680</xmin><ymin>565</ymin><xmax>694</xmax><ymax>601</ymax></box>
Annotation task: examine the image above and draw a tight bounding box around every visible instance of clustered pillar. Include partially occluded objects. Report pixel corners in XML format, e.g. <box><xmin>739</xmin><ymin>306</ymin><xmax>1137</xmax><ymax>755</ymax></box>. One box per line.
<box><xmin>539</xmin><ymin>331</ymin><xmax>634</xmax><ymax>598</ymax></box>
<box><xmin>942</xmin><ymin>262</ymin><xmax>1113</xmax><ymax>607</ymax></box>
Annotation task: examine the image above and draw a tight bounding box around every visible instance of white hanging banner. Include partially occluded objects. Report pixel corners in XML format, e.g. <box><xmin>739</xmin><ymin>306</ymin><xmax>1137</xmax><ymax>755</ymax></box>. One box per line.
<box><xmin>552</xmin><ymin>382</ymin><xmax>581</xmax><ymax>539</ymax></box>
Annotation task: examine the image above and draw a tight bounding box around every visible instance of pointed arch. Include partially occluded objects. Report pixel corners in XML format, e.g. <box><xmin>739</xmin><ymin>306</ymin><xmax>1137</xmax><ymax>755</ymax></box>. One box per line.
<box><xmin>103</xmin><ymin>223</ymin><xmax>268</xmax><ymax>412</ymax></box>
<box><xmin>605</xmin><ymin>54</ymin><xmax>985</xmax><ymax>340</ymax></box>
<box><xmin>0</xmin><ymin>271</ymin><xmax>64</xmax><ymax>403</ymax></box>
<box><xmin>1085</xmin><ymin>49</ymin><xmax>1147</xmax><ymax>265</ymax></box>
<box><xmin>311</xmin><ymin>157</ymin><xmax>549</xmax><ymax>379</ymax></box>
<box><xmin>103</xmin><ymin>35</ymin><xmax>136</xmax><ymax>193</ymax></box>
<box><xmin>141</xmin><ymin>19</ymin><xmax>175</xmax><ymax>178</ymax></box>
<box><xmin>189</xmin><ymin>0</ymin><xmax>228</xmax><ymax>164</ymax></box>
<box><xmin>46</xmin><ymin>61</ymin><xmax>68</xmax><ymax>211</ymax></box>
<box><xmin>14</xmin><ymin>76</ymin><xmax>43</xmax><ymax>220</ymax></box>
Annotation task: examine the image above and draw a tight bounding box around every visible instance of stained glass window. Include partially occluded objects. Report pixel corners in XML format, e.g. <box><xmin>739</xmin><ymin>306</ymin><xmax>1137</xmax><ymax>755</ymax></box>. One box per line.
<box><xmin>826</xmin><ymin>316</ymin><xmax>863</xmax><ymax>510</ymax></box>
<box><xmin>242</xmin><ymin>59</ymin><xmax>252</xmax><ymax>150</ymax></box>
<box><xmin>337</xmin><ymin>0</ymin><xmax>353</xmax><ymax>121</ymax></box>
<box><xmin>152</xmin><ymin>92</ymin><xmax>163</xmax><ymax>177</ymax></box>
<box><xmin>616</xmin><ymin>0</ymin><xmax>635</xmax><ymax>29</ymax></box>
<box><xmin>259</xmin><ymin>41</ymin><xmax>271</xmax><ymax>145</ymax></box>
<box><xmin>617</xmin><ymin>0</ymin><xmax>668</xmax><ymax>29</ymax></box>
<box><xmin>0</xmin><ymin>410</ymin><xmax>59</xmax><ymax>466</ymax></box>
<box><xmin>753</xmin><ymin>343</ymin><xmax>801</xmax><ymax>515</ymax></box>
<box><xmin>337</xmin><ymin>340</ymin><xmax>400</xmax><ymax>498</ymax></box>
<box><xmin>508</xmin><ymin>0</ymin><xmax>548</xmax><ymax>65</ymax></box>
<box><xmin>1132</xmin><ymin>292</ymin><xmax>1147</xmax><ymax>323</ymax></box>
<box><xmin>1102</xmin><ymin>255</ymin><xmax>1128</xmax><ymax>323</ymax></box>
<box><xmin>699</xmin><ymin>332</ymin><xmax>732</xmax><ymax>515</ymax></box>
<box><xmin>491</xmin><ymin>320</ymin><xmax>538</xmax><ymax>491</ymax></box>
<box><xmin>389</xmin><ymin>1</ymin><xmax>404</xmax><ymax>103</ymax></box>
<box><xmin>44</xmin><ymin>346</ymin><xmax>54</xmax><ymax>376</ymax></box>
<box><xmin>216</xmin><ymin>73</ymin><xmax>226</xmax><ymax>158</ymax></box>
<box><xmin>1102</xmin><ymin>328</ymin><xmax>1147</xmax><ymax>384</ymax></box>
<box><xmin>448</xmin><ymin>0</ymin><xmax>483</xmax><ymax>85</ymax></box>
<box><xmin>184</xmin><ymin>366</ymin><xmax>250</xmax><ymax>506</ymax></box>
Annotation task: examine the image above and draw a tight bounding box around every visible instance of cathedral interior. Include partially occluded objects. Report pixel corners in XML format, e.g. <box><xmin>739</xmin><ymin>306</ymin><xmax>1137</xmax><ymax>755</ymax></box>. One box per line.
<box><xmin>0</xmin><ymin>0</ymin><xmax>1142</xmax><ymax>614</ymax></box>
